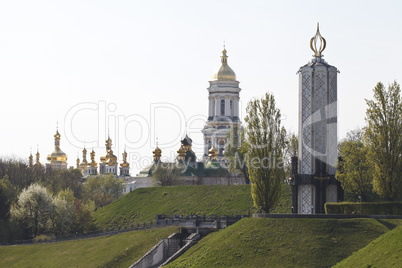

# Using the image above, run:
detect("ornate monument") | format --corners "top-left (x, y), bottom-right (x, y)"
top-left (290, 24), bottom-right (343, 214)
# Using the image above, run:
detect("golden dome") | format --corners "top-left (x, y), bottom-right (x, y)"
top-left (106, 149), bottom-right (118, 166)
top-left (212, 48), bottom-right (236, 81)
top-left (47, 148), bottom-right (67, 162)
top-left (208, 146), bottom-right (218, 161)
top-left (47, 129), bottom-right (67, 163)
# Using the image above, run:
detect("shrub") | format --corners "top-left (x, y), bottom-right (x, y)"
top-left (325, 202), bottom-right (402, 215)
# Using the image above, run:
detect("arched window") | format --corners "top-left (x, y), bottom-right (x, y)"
top-left (221, 99), bottom-right (225, 116)
top-left (218, 140), bottom-right (225, 156)
top-left (230, 100), bottom-right (233, 116)
top-left (207, 140), bottom-right (212, 150)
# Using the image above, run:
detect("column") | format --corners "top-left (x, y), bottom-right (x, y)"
top-left (225, 97), bottom-right (230, 117)
top-left (214, 96), bottom-right (219, 116)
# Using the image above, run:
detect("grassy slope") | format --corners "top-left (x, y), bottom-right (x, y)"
top-left (334, 224), bottom-right (402, 268)
top-left (0, 227), bottom-right (178, 268)
top-left (93, 184), bottom-right (291, 229)
top-left (166, 218), bottom-right (390, 268)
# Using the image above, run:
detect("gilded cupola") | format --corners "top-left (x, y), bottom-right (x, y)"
top-left (47, 128), bottom-right (67, 164)
top-left (152, 143), bottom-right (162, 162)
top-left (212, 47), bottom-right (237, 81)
top-left (120, 149), bottom-right (130, 168)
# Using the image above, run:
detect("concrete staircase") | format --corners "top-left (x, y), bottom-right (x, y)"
top-left (130, 228), bottom-right (208, 268)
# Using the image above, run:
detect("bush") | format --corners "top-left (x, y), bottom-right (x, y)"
top-left (325, 202), bottom-right (402, 215)
top-left (34, 235), bottom-right (52, 242)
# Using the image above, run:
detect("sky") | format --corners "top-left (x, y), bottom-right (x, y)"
top-left (1, 0), bottom-right (401, 175)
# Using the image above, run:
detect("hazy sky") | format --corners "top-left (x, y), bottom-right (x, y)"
top-left (1, 0), bottom-right (401, 175)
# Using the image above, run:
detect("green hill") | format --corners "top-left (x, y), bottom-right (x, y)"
top-left (334, 223), bottom-right (402, 268)
top-left (0, 227), bottom-right (178, 268)
top-left (93, 184), bottom-right (291, 229)
top-left (166, 218), bottom-right (392, 268)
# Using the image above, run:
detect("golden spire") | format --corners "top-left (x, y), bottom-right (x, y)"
top-left (310, 23), bottom-right (326, 57)
top-left (101, 134), bottom-right (113, 163)
top-left (177, 145), bottom-right (186, 161)
top-left (28, 149), bottom-right (33, 167)
top-left (105, 134), bottom-right (112, 151)
top-left (47, 126), bottom-right (67, 165)
top-left (212, 45), bottom-right (237, 81)
top-left (153, 139), bottom-right (162, 162)
top-left (35, 146), bottom-right (41, 166)
top-left (80, 146), bottom-right (88, 170)
top-left (89, 149), bottom-right (98, 167)
top-left (76, 153), bottom-right (80, 169)
top-left (120, 148), bottom-right (130, 167)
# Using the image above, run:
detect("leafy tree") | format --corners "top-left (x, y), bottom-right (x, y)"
top-left (283, 132), bottom-right (298, 179)
top-left (336, 140), bottom-right (372, 201)
top-left (0, 175), bottom-right (16, 220)
top-left (152, 163), bottom-right (183, 186)
top-left (364, 81), bottom-right (402, 201)
top-left (244, 93), bottom-right (287, 213)
top-left (11, 183), bottom-right (53, 237)
top-left (43, 168), bottom-right (83, 198)
top-left (82, 174), bottom-right (124, 208)
top-left (72, 198), bottom-right (96, 233)
top-left (0, 158), bottom-right (43, 192)
top-left (51, 189), bottom-right (75, 236)
top-left (224, 126), bottom-right (250, 184)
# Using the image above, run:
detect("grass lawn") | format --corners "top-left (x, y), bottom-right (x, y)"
top-left (0, 226), bottom-right (178, 268)
top-left (166, 218), bottom-right (391, 268)
top-left (93, 184), bottom-right (291, 229)
top-left (334, 224), bottom-right (402, 267)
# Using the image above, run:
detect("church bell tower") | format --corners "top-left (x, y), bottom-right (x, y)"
top-left (202, 46), bottom-right (242, 163)
top-left (290, 24), bottom-right (343, 214)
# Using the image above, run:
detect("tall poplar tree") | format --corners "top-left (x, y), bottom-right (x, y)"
top-left (224, 126), bottom-right (250, 184)
top-left (364, 81), bottom-right (402, 201)
top-left (244, 93), bottom-right (286, 213)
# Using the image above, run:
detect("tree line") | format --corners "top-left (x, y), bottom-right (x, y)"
top-left (0, 162), bottom-right (124, 242)
top-left (225, 81), bottom-right (402, 212)
top-left (337, 81), bottom-right (402, 202)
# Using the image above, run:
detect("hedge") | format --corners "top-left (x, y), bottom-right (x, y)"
top-left (325, 202), bottom-right (402, 215)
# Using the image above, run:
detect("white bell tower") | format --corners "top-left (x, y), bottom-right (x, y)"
top-left (202, 47), bottom-right (242, 163)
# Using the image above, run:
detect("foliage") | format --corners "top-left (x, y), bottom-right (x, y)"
top-left (0, 175), bottom-right (16, 220)
top-left (72, 198), bottom-right (96, 233)
top-left (325, 201), bottom-right (402, 215)
top-left (152, 162), bottom-right (183, 186)
top-left (0, 158), bottom-right (42, 192)
top-left (11, 183), bottom-right (54, 237)
top-left (43, 168), bottom-right (83, 198)
top-left (336, 140), bottom-right (372, 201)
top-left (283, 132), bottom-right (298, 179)
top-left (244, 93), bottom-right (287, 212)
top-left (334, 225), bottom-right (402, 267)
top-left (82, 174), bottom-right (125, 208)
top-left (364, 81), bottom-right (402, 201)
top-left (51, 189), bottom-right (75, 236)
top-left (0, 227), bottom-right (179, 268)
top-left (166, 218), bottom-right (389, 268)
top-left (0, 219), bottom-right (26, 244)
top-left (224, 126), bottom-right (250, 184)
